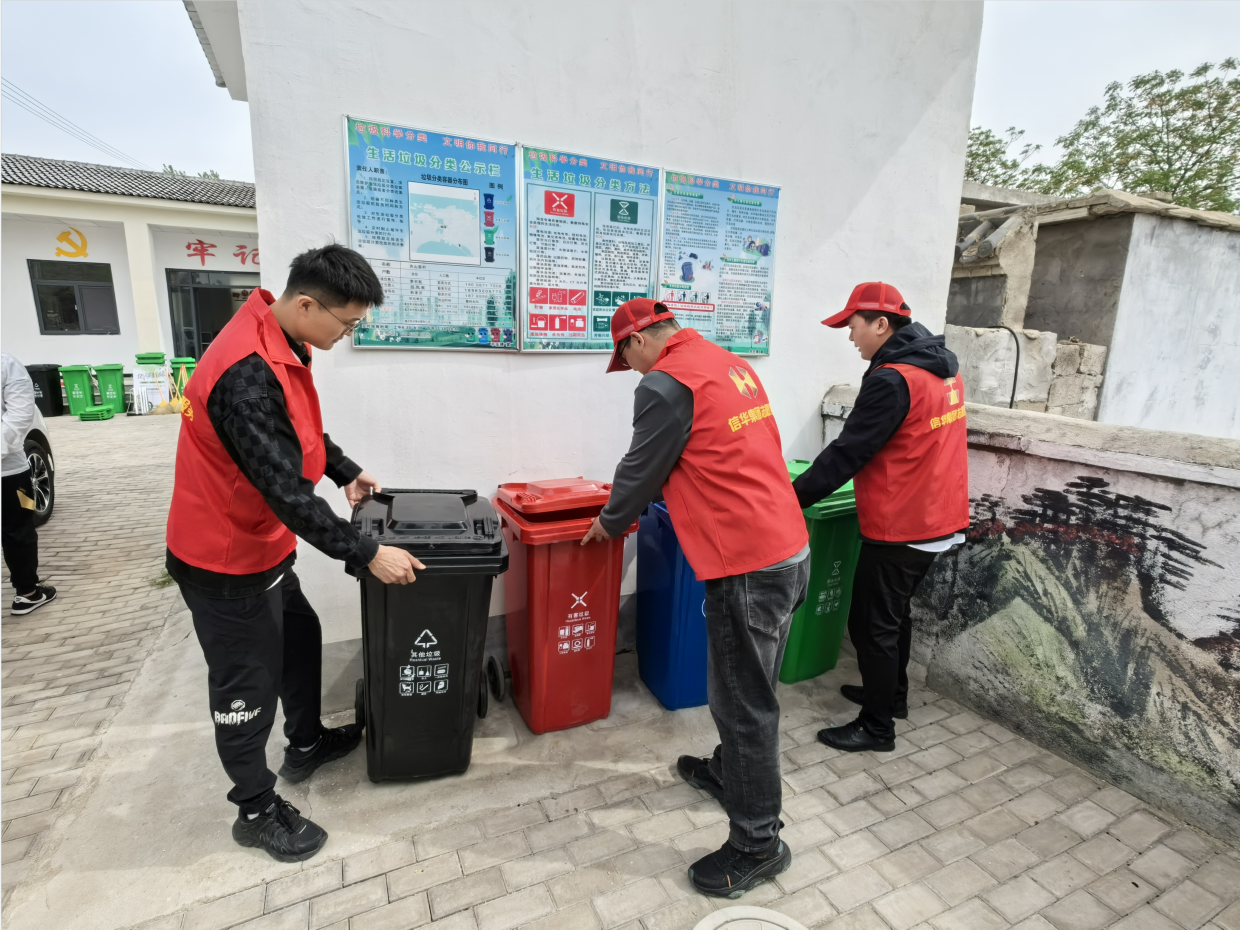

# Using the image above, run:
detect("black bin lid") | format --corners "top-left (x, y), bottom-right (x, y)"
top-left (350, 489), bottom-right (507, 575)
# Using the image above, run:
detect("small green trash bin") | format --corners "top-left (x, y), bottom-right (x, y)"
top-left (779, 460), bottom-right (864, 684)
top-left (170, 357), bottom-right (196, 392)
top-left (94, 364), bottom-right (125, 414)
top-left (59, 365), bottom-right (94, 416)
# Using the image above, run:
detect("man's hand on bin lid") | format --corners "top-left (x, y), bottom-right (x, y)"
top-left (581, 516), bottom-right (613, 546)
top-left (369, 546), bottom-right (424, 584)
top-left (345, 470), bottom-right (382, 507)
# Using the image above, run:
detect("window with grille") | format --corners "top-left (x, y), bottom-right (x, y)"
top-left (27, 260), bottom-right (120, 335)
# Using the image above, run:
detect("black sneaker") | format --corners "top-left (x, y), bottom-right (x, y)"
top-left (232, 796), bottom-right (327, 862)
top-left (677, 755), bottom-right (725, 804)
top-left (12, 585), bottom-right (56, 616)
top-left (688, 839), bottom-right (791, 898)
top-left (278, 724), bottom-right (362, 784)
top-left (840, 683), bottom-right (907, 719)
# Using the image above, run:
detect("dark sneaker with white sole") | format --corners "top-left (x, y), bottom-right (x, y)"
top-left (840, 683), bottom-right (907, 719)
top-left (677, 754), bottom-right (725, 804)
top-left (689, 839), bottom-right (792, 898)
top-left (232, 796), bottom-right (327, 862)
top-left (278, 724), bottom-right (362, 784)
top-left (11, 585), bottom-right (56, 615)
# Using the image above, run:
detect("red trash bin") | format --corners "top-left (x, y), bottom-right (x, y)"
top-left (494, 478), bottom-right (638, 734)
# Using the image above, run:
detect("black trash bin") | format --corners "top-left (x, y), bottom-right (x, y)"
top-left (349, 489), bottom-right (508, 782)
top-left (25, 364), bottom-right (64, 417)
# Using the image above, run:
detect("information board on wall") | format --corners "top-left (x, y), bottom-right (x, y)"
top-left (658, 172), bottom-right (780, 355)
top-left (345, 117), bottom-right (519, 350)
top-left (521, 147), bottom-right (660, 351)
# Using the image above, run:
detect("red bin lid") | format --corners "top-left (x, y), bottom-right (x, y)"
top-left (494, 477), bottom-right (612, 514)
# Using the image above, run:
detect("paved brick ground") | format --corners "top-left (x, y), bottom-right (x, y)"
top-left (4, 415), bottom-right (1238, 930)
top-left (1, 415), bottom-right (183, 907)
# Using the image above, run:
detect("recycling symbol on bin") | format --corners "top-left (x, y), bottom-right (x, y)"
top-left (415, 629), bottom-right (438, 648)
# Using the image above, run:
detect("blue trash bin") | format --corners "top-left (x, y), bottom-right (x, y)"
top-left (636, 503), bottom-right (708, 710)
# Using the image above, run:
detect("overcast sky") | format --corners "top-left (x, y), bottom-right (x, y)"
top-left (2, 1), bottom-right (1238, 184)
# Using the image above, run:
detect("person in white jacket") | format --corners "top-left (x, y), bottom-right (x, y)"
top-left (2, 353), bottom-right (55, 614)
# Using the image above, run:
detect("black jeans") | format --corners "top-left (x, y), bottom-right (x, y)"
top-left (704, 558), bottom-right (809, 853)
top-left (182, 570), bottom-right (324, 813)
top-left (2, 471), bottom-right (39, 594)
top-left (849, 543), bottom-right (939, 740)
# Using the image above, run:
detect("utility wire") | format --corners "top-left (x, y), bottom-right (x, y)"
top-left (1, 78), bottom-right (152, 171)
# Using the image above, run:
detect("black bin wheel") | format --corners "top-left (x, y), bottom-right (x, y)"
top-left (477, 673), bottom-right (489, 719)
top-left (485, 654), bottom-right (508, 703)
top-left (355, 678), bottom-right (365, 731)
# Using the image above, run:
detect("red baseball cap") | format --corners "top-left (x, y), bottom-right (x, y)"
top-left (821, 282), bottom-right (910, 328)
top-left (606, 298), bottom-right (677, 372)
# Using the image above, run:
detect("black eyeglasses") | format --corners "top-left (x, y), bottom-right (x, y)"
top-left (304, 294), bottom-right (362, 335)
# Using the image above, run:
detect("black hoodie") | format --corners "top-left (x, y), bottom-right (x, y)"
top-left (792, 321), bottom-right (959, 512)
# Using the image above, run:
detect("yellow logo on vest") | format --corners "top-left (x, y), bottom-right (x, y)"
top-left (55, 227), bottom-right (88, 258)
top-left (181, 397), bottom-right (194, 421)
top-left (729, 403), bottom-right (773, 432)
top-left (728, 366), bottom-right (759, 399)
top-left (944, 376), bottom-right (960, 406)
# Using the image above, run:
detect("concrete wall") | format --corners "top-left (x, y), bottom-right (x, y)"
top-left (910, 405), bottom-right (1240, 842)
top-left (1, 215), bottom-right (141, 368)
top-left (233, 0), bottom-right (984, 635)
top-left (1097, 213), bottom-right (1240, 440)
top-left (1024, 214), bottom-right (1134, 347)
top-left (944, 324), bottom-right (1057, 410)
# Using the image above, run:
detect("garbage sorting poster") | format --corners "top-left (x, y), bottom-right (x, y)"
top-left (520, 147), bottom-right (660, 351)
top-left (658, 172), bottom-right (780, 355)
top-left (345, 117), bottom-right (519, 350)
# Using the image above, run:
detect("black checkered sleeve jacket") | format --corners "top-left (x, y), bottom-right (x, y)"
top-left (204, 349), bottom-right (380, 571)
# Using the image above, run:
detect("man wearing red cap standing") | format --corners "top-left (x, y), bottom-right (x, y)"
top-left (582, 298), bottom-right (809, 898)
top-left (793, 283), bottom-right (969, 753)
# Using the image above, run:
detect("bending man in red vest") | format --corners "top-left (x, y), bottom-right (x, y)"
top-left (166, 245), bottom-right (422, 862)
top-left (793, 282), bottom-right (969, 753)
top-left (581, 299), bottom-right (809, 898)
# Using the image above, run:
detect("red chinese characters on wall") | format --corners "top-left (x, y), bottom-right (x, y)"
top-left (186, 239), bottom-right (217, 266)
top-left (234, 245), bottom-right (260, 265)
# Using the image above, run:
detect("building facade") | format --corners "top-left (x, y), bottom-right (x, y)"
top-left (1, 154), bottom-right (258, 369)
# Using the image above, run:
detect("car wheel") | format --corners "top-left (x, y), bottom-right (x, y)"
top-left (24, 437), bottom-right (54, 527)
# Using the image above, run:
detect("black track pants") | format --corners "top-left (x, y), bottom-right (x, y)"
top-left (2, 471), bottom-right (39, 594)
top-left (848, 543), bottom-right (939, 741)
top-left (182, 570), bottom-right (324, 813)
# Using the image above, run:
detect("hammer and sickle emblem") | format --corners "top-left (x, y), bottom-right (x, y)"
top-left (728, 366), bottom-right (759, 399)
top-left (55, 227), bottom-right (88, 258)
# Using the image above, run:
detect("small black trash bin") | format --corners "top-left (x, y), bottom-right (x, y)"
top-left (349, 489), bottom-right (508, 782)
top-left (25, 364), bottom-right (64, 417)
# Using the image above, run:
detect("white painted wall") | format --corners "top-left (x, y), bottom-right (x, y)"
top-left (1099, 214), bottom-right (1240, 440)
top-left (1, 216), bottom-right (141, 368)
top-left (150, 226), bottom-right (261, 354)
top-left (235, 0), bottom-right (983, 637)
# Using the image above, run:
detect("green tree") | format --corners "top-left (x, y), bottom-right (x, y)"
top-left (162, 165), bottom-right (222, 180)
top-left (964, 126), bottom-right (1042, 189)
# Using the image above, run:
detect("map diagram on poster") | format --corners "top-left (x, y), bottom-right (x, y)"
top-left (521, 147), bottom-right (660, 351)
top-left (346, 117), bottom-right (518, 350)
top-left (658, 172), bottom-right (780, 356)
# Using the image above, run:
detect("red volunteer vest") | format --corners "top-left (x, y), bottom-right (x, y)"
top-left (166, 289), bottom-right (326, 574)
top-left (853, 364), bottom-right (970, 543)
top-left (650, 329), bottom-right (808, 580)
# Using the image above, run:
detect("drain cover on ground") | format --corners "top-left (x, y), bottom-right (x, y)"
top-left (693, 906), bottom-right (809, 930)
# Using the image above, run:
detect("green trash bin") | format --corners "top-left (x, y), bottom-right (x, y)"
top-left (779, 460), bottom-right (864, 684)
top-left (59, 365), bottom-right (94, 416)
top-left (170, 357), bottom-right (196, 392)
top-left (94, 364), bottom-right (125, 414)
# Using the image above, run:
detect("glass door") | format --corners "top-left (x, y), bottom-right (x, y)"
top-left (166, 270), bottom-right (262, 359)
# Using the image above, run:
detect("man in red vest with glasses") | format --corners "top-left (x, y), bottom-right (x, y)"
top-left (582, 298), bottom-right (809, 898)
top-left (166, 245), bottom-right (422, 862)
top-left (793, 282), bottom-right (969, 753)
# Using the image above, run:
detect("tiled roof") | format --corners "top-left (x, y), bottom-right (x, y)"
top-left (1, 153), bottom-right (255, 208)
